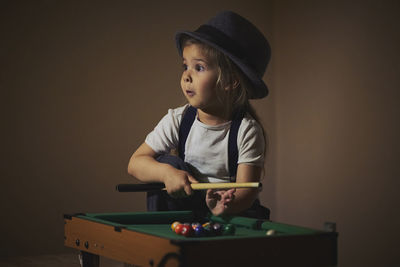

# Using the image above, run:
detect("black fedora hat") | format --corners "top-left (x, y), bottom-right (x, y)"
top-left (175, 11), bottom-right (271, 99)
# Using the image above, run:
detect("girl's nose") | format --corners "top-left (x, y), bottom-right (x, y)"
top-left (183, 73), bottom-right (192, 83)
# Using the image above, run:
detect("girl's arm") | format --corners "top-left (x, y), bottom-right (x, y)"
top-left (127, 143), bottom-right (198, 197)
top-left (206, 163), bottom-right (262, 216)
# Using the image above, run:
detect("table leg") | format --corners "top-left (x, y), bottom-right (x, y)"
top-left (80, 251), bottom-right (100, 267)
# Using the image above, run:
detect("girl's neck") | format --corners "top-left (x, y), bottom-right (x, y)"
top-left (197, 108), bottom-right (231, 126)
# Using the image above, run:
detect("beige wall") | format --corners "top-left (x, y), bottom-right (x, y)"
top-left (273, 1), bottom-right (400, 266)
top-left (1, 1), bottom-right (399, 266)
top-left (1, 0), bottom-right (275, 258)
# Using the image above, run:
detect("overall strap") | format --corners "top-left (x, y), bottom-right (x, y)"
top-left (178, 106), bottom-right (197, 161)
top-left (178, 105), bottom-right (245, 180)
top-left (228, 110), bottom-right (245, 181)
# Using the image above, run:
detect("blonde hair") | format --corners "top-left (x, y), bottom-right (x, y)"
top-left (181, 37), bottom-right (268, 156)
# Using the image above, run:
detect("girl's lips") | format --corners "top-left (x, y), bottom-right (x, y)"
top-left (186, 90), bottom-right (195, 97)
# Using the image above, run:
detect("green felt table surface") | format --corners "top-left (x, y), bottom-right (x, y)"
top-left (77, 210), bottom-right (321, 241)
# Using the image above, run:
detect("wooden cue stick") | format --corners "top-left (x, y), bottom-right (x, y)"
top-left (191, 182), bottom-right (260, 190)
top-left (116, 182), bottom-right (261, 192)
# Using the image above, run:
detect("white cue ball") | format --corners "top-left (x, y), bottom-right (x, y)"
top-left (266, 229), bottom-right (276, 236)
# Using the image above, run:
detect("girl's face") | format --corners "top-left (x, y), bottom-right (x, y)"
top-left (181, 44), bottom-right (220, 113)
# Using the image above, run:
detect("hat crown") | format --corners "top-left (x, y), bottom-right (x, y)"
top-left (205, 11), bottom-right (271, 78)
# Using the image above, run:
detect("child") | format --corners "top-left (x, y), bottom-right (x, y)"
top-left (128, 11), bottom-right (271, 218)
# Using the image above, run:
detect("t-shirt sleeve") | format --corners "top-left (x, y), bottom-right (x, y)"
top-left (145, 106), bottom-right (186, 155)
top-left (237, 117), bottom-right (265, 166)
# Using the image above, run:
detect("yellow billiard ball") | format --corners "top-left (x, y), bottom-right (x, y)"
top-left (202, 222), bottom-right (210, 228)
top-left (171, 221), bottom-right (181, 231)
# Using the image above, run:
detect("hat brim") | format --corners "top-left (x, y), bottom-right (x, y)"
top-left (175, 31), bottom-right (269, 99)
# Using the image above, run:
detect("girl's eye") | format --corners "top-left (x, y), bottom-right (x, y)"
top-left (195, 64), bottom-right (205, 71)
top-left (182, 64), bottom-right (188, 71)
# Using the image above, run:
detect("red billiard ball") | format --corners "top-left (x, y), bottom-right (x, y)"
top-left (175, 223), bottom-right (184, 235)
top-left (180, 225), bottom-right (193, 237)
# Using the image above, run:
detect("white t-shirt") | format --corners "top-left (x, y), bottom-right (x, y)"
top-left (145, 105), bottom-right (265, 183)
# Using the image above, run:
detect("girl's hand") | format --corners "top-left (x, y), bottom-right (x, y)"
top-left (163, 166), bottom-right (198, 198)
top-left (206, 188), bottom-right (236, 216)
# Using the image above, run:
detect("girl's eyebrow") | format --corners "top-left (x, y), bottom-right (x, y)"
top-left (193, 58), bottom-right (207, 62)
top-left (182, 57), bottom-right (207, 63)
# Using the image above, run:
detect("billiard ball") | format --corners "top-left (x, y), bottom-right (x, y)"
top-left (175, 223), bottom-right (184, 234)
top-left (194, 225), bottom-right (205, 237)
top-left (266, 229), bottom-right (276, 236)
top-left (202, 223), bottom-right (212, 236)
top-left (171, 221), bottom-right (180, 231)
top-left (191, 222), bottom-right (201, 230)
top-left (204, 223), bottom-right (220, 236)
top-left (181, 224), bottom-right (193, 237)
top-left (202, 222), bottom-right (210, 228)
top-left (212, 223), bottom-right (222, 236)
top-left (222, 224), bottom-right (236, 235)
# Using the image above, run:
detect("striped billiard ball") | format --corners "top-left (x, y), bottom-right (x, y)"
top-left (181, 224), bottom-right (193, 237)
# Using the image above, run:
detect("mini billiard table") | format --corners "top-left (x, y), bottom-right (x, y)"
top-left (64, 211), bottom-right (337, 267)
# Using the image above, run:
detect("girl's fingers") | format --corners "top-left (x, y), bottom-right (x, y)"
top-left (182, 173), bottom-right (198, 195)
top-left (207, 189), bottom-right (222, 200)
top-left (220, 188), bottom-right (235, 203)
top-left (187, 175), bottom-right (199, 184)
top-left (206, 188), bottom-right (214, 197)
top-left (220, 188), bottom-right (235, 197)
top-left (183, 184), bottom-right (193, 196)
top-left (227, 188), bottom-right (236, 194)
top-left (224, 199), bottom-right (233, 205)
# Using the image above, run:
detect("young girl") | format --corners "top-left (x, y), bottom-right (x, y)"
top-left (128, 11), bottom-right (271, 218)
